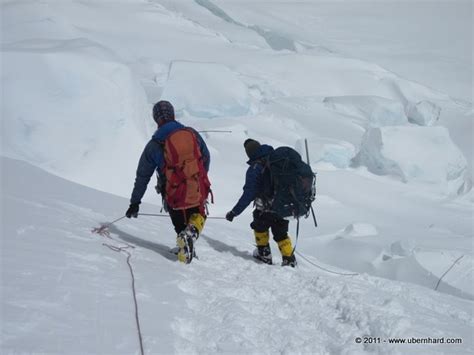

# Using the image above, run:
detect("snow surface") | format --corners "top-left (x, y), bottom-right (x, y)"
top-left (1, 0), bottom-right (473, 354)
top-left (2, 156), bottom-right (472, 354)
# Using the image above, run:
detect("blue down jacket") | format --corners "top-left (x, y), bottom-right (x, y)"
top-left (231, 144), bottom-right (274, 216)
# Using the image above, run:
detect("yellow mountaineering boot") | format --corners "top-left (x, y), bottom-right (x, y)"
top-left (252, 230), bottom-right (272, 265)
top-left (189, 213), bottom-right (205, 235)
top-left (177, 213), bottom-right (206, 264)
top-left (277, 237), bottom-right (297, 267)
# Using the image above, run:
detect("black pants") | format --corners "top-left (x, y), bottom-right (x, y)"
top-left (250, 210), bottom-right (289, 242)
top-left (168, 207), bottom-right (201, 234)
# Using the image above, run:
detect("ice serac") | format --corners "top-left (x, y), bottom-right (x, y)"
top-left (161, 61), bottom-right (250, 118)
top-left (2, 38), bottom-right (148, 195)
top-left (323, 95), bottom-right (408, 127)
top-left (405, 100), bottom-right (441, 126)
top-left (353, 126), bottom-right (468, 194)
top-left (296, 138), bottom-right (356, 169)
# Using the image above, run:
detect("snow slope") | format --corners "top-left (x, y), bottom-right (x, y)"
top-left (2, 157), bottom-right (472, 354)
top-left (1, 0), bottom-right (473, 353)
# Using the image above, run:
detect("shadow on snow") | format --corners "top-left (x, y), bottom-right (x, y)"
top-left (107, 224), bottom-right (176, 262)
top-left (202, 235), bottom-right (255, 262)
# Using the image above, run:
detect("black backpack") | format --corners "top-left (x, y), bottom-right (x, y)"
top-left (263, 147), bottom-right (316, 218)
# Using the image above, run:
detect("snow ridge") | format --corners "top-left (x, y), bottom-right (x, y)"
top-left (195, 0), bottom-right (297, 51)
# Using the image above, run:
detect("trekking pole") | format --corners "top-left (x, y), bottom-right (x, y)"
top-left (310, 206), bottom-right (318, 227)
top-left (305, 138), bottom-right (318, 227)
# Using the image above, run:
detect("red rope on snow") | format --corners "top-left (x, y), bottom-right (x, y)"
top-left (103, 243), bottom-right (145, 355)
top-left (92, 219), bottom-right (143, 354)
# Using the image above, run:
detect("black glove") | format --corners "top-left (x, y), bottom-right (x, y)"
top-left (225, 211), bottom-right (236, 222)
top-left (126, 203), bottom-right (139, 218)
top-left (161, 198), bottom-right (169, 213)
top-left (155, 175), bottom-right (165, 195)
